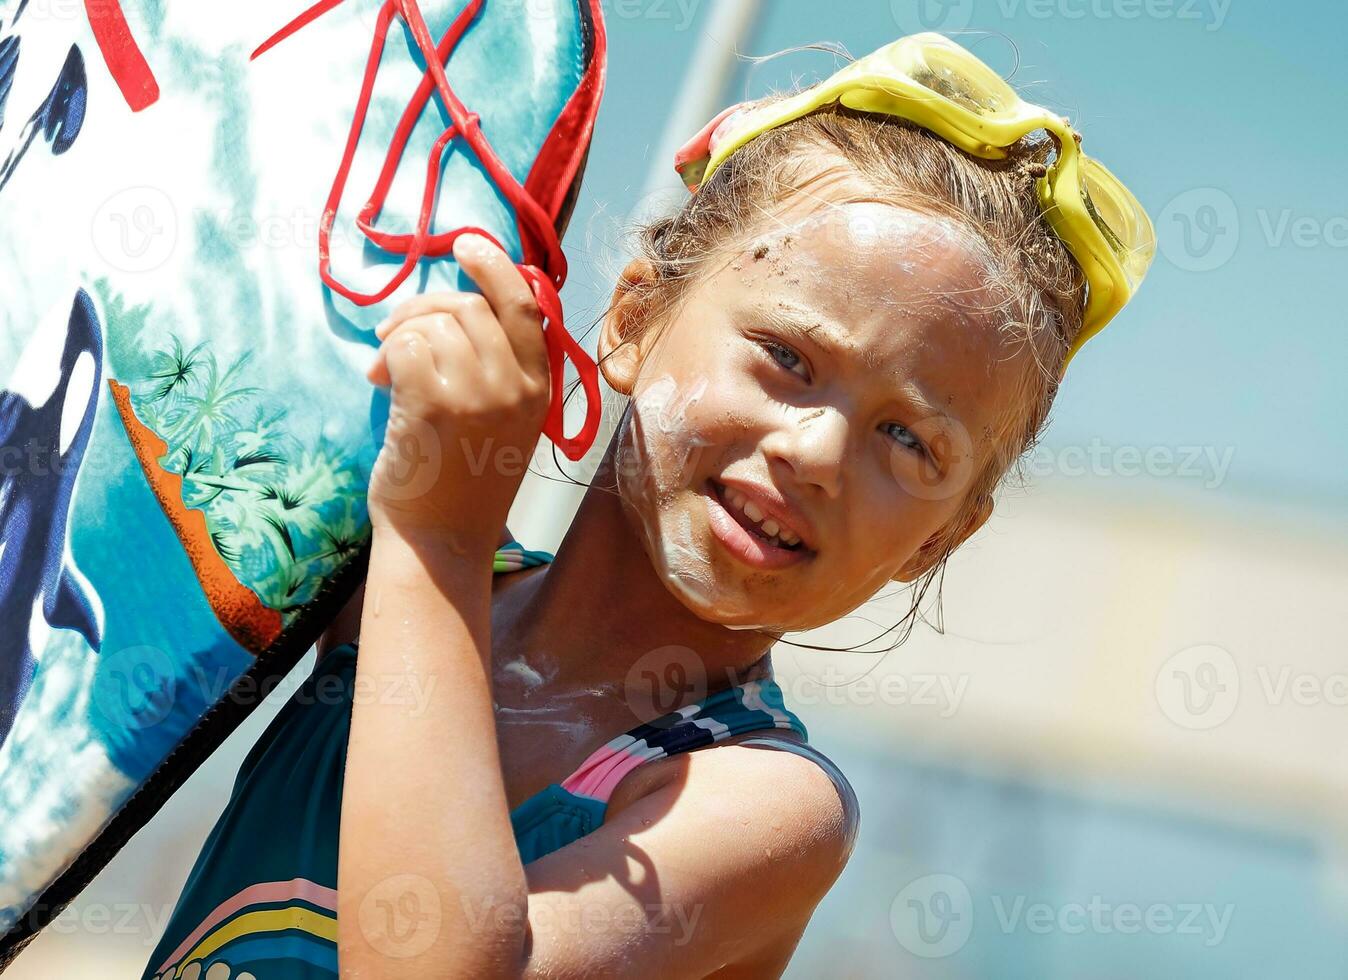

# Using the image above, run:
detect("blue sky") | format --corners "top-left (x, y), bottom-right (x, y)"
top-left (559, 0), bottom-right (1347, 514)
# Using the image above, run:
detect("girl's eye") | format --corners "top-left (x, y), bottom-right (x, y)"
top-left (760, 339), bottom-right (809, 380)
top-left (885, 422), bottom-right (926, 456)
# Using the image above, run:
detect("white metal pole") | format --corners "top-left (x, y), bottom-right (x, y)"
top-left (634, 0), bottom-right (765, 223)
top-left (518, 0), bottom-right (765, 549)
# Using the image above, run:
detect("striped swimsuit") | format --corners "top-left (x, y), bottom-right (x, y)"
top-left (143, 541), bottom-right (828, 980)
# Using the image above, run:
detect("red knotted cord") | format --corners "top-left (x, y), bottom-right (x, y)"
top-left (252, 0), bottom-right (601, 460)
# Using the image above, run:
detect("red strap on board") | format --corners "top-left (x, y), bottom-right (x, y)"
top-left (253, 0), bottom-right (601, 460)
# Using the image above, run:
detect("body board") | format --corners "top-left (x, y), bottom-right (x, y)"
top-left (0, 0), bottom-right (606, 963)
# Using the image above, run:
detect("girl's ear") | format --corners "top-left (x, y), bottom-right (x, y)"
top-left (892, 494), bottom-right (994, 583)
top-left (598, 258), bottom-right (659, 396)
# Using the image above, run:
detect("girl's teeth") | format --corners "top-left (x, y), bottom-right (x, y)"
top-left (720, 483), bottom-right (803, 549)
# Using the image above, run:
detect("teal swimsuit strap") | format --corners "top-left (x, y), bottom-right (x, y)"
top-left (555, 678), bottom-right (808, 805)
top-left (494, 540), bottom-right (555, 573)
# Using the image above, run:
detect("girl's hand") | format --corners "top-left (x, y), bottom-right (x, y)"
top-left (365, 233), bottom-right (551, 552)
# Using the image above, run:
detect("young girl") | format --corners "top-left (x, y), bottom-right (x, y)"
top-left (143, 33), bottom-right (1149, 979)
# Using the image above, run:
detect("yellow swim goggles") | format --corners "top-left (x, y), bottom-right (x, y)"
top-left (674, 32), bottom-right (1155, 369)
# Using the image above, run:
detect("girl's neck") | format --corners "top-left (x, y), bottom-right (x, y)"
top-left (493, 449), bottom-right (777, 712)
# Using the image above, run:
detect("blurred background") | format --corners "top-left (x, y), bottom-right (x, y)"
top-left (14, 0), bottom-right (1347, 976)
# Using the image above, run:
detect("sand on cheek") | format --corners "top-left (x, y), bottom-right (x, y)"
top-left (612, 375), bottom-right (882, 632)
top-left (614, 373), bottom-right (813, 631)
top-left (613, 207), bottom-right (994, 631)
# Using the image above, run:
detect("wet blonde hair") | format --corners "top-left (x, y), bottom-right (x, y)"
top-left (594, 97), bottom-right (1088, 646)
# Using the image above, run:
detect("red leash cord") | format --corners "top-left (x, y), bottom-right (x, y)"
top-left (252, 0), bottom-right (601, 460)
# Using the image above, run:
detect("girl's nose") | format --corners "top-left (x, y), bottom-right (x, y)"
top-left (764, 404), bottom-right (848, 499)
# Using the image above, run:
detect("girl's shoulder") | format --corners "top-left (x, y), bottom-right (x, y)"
top-left (607, 721), bottom-right (861, 864)
top-left (597, 721), bottom-right (861, 932)
top-left (726, 729), bottom-right (861, 848)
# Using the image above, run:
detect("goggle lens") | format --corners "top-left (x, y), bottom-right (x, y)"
top-left (1081, 157), bottom-right (1155, 290)
top-left (898, 38), bottom-right (1016, 115)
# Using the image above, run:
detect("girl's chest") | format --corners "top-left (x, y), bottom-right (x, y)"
top-left (487, 647), bottom-right (679, 814)
top-left (492, 701), bottom-right (683, 822)
top-left (491, 694), bottom-right (610, 812)
top-left (487, 565), bottom-right (597, 809)
top-left (487, 564), bottom-right (674, 816)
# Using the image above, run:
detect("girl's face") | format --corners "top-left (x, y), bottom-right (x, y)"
top-left (605, 199), bottom-right (1027, 633)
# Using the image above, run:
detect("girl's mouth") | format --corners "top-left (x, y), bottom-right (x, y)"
top-left (703, 479), bottom-right (812, 570)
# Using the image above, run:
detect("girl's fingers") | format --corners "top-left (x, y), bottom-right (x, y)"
top-left (402, 312), bottom-right (460, 380)
top-left (380, 315), bottom-right (475, 397)
top-left (371, 308), bottom-right (449, 384)
top-left (374, 238), bottom-right (527, 340)
top-left (441, 291), bottom-right (514, 366)
top-left (377, 291), bottom-right (466, 339)
top-left (451, 233), bottom-right (549, 383)
top-left (368, 233), bottom-right (550, 398)
top-left (381, 328), bottom-right (431, 399)
top-left (374, 268), bottom-right (542, 381)
top-left (366, 346), bottom-right (390, 387)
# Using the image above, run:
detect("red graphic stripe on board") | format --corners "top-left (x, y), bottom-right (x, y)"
top-left (84, 0), bottom-right (160, 111)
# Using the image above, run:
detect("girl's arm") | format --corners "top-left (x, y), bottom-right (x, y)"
top-left (339, 527), bottom-right (527, 977)
top-left (344, 544), bottom-right (853, 977)
top-left (314, 529), bottom-right (511, 664)
top-left (338, 233), bottom-right (552, 977)
top-left (337, 236), bottom-right (855, 978)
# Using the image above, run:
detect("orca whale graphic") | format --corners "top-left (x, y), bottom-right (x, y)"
top-left (0, 4), bottom-right (88, 193)
top-left (0, 289), bottom-right (105, 747)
